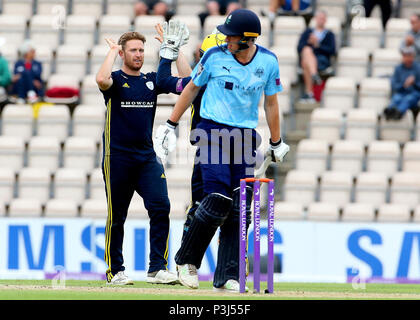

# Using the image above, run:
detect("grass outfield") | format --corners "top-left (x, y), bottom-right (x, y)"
top-left (1, 280), bottom-right (420, 300)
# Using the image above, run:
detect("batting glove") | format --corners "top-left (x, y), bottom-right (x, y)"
top-left (159, 20), bottom-right (188, 60)
top-left (154, 120), bottom-right (178, 161)
top-left (267, 138), bottom-right (289, 163)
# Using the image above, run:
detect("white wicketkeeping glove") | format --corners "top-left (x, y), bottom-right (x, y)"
top-left (267, 138), bottom-right (290, 163)
top-left (160, 20), bottom-right (188, 60)
top-left (180, 22), bottom-right (189, 47)
top-left (154, 121), bottom-right (177, 161)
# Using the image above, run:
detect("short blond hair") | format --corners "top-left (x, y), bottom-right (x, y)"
top-left (118, 32), bottom-right (146, 50)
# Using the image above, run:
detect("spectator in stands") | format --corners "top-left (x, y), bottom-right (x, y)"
top-left (134, 0), bottom-right (169, 17)
top-left (297, 10), bottom-right (336, 103)
top-left (10, 41), bottom-right (43, 104)
top-left (198, 0), bottom-right (242, 26)
top-left (384, 46), bottom-right (420, 120)
top-left (363, 0), bottom-right (392, 29)
top-left (263, 0), bottom-right (312, 23)
top-left (400, 13), bottom-right (420, 63)
top-left (0, 38), bottom-right (11, 103)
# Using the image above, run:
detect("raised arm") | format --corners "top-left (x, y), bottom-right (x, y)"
top-left (96, 38), bottom-right (121, 91)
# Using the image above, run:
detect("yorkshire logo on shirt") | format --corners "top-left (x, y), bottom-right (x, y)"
top-left (254, 67), bottom-right (264, 78)
top-left (146, 81), bottom-right (154, 91)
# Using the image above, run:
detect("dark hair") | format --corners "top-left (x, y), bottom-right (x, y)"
top-left (118, 32), bottom-right (146, 50)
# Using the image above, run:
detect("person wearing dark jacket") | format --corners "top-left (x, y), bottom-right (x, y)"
top-left (384, 46), bottom-right (420, 120)
top-left (297, 10), bottom-right (335, 103)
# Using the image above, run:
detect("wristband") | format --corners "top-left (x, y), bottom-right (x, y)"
top-left (269, 138), bottom-right (282, 147)
top-left (166, 119), bottom-right (179, 128)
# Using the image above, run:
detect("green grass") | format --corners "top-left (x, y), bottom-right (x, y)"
top-left (1, 280), bottom-right (420, 300)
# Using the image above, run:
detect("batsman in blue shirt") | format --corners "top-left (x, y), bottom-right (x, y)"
top-left (154, 9), bottom-right (290, 291)
top-left (96, 22), bottom-right (191, 285)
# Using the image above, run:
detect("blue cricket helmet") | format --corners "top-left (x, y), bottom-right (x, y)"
top-left (216, 9), bottom-right (261, 38)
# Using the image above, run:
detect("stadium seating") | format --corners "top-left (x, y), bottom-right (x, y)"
top-left (36, 105), bottom-right (70, 141)
top-left (377, 203), bottom-right (411, 222)
top-left (37, 0), bottom-right (68, 16)
top-left (72, 0), bottom-right (104, 18)
top-left (283, 170), bottom-right (317, 206)
top-left (358, 78), bottom-right (391, 114)
top-left (0, 136), bottom-right (25, 173)
top-left (29, 15), bottom-right (61, 49)
top-left (402, 141), bottom-right (420, 172)
top-left (0, 168), bottom-right (15, 202)
top-left (55, 44), bottom-right (89, 80)
top-left (271, 47), bottom-right (299, 84)
top-left (63, 136), bottom-right (97, 171)
top-left (2, 0), bottom-right (33, 18)
top-left (341, 203), bottom-right (376, 222)
top-left (44, 74), bottom-right (80, 104)
top-left (336, 48), bottom-right (369, 83)
top-left (344, 109), bottom-right (378, 145)
top-left (107, 0), bottom-right (137, 18)
top-left (316, 0), bottom-right (347, 21)
top-left (1, 104), bottom-right (34, 141)
top-left (17, 167), bottom-right (51, 203)
top-left (273, 16), bottom-right (306, 48)
top-left (330, 140), bottom-right (365, 176)
top-left (27, 136), bottom-right (60, 171)
top-left (8, 198), bottom-right (43, 217)
top-left (72, 104), bottom-right (105, 142)
top-left (274, 202), bottom-right (304, 220)
top-left (44, 199), bottom-right (79, 218)
top-left (80, 199), bottom-right (107, 218)
top-left (309, 108), bottom-right (342, 143)
top-left (89, 168), bottom-right (106, 200)
top-left (64, 15), bottom-right (97, 48)
top-left (322, 77), bottom-right (357, 112)
top-left (0, 15), bottom-right (27, 46)
top-left (99, 15), bottom-right (131, 46)
top-left (349, 17), bottom-right (382, 53)
top-left (80, 74), bottom-right (104, 104)
top-left (385, 18), bottom-right (410, 48)
top-left (371, 48), bottom-right (401, 78)
top-left (306, 202), bottom-right (340, 221)
top-left (35, 45), bottom-right (54, 81)
top-left (400, 0), bottom-right (419, 19)
top-left (54, 168), bottom-right (87, 204)
top-left (319, 171), bottom-right (353, 206)
top-left (366, 140), bottom-right (400, 176)
top-left (389, 172), bottom-right (420, 209)
top-left (379, 110), bottom-right (414, 143)
top-left (295, 139), bottom-right (329, 174)
top-left (354, 172), bottom-right (389, 207)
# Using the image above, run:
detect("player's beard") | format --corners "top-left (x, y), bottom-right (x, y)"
top-left (124, 56), bottom-right (143, 72)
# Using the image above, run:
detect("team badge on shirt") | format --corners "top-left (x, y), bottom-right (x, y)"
top-left (146, 81), bottom-right (154, 91)
top-left (254, 67), bottom-right (264, 78)
top-left (196, 63), bottom-right (204, 76)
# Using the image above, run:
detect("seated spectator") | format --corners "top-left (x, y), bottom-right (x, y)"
top-left (400, 13), bottom-right (420, 63)
top-left (198, 0), bottom-right (242, 26)
top-left (297, 10), bottom-right (336, 103)
top-left (384, 46), bottom-right (420, 120)
top-left (363, 0), bottom-right (392, 29)
top-left (10, 41), bottom-right (43, 104)
top-left (0, 38), bottom-right (11, 103)
top-left (264, 0), bottom-right (312, 23)
top-left (134, 0), bottom-right (169, 17)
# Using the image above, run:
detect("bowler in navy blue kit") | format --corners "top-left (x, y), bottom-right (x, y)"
top-left (96, 31), bottom-right (190, 285)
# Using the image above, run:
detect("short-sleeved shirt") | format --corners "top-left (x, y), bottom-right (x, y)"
top-left (100, 70), bottom-right (168, 159)
top-left (191, 44), bottom-right (282, 129)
